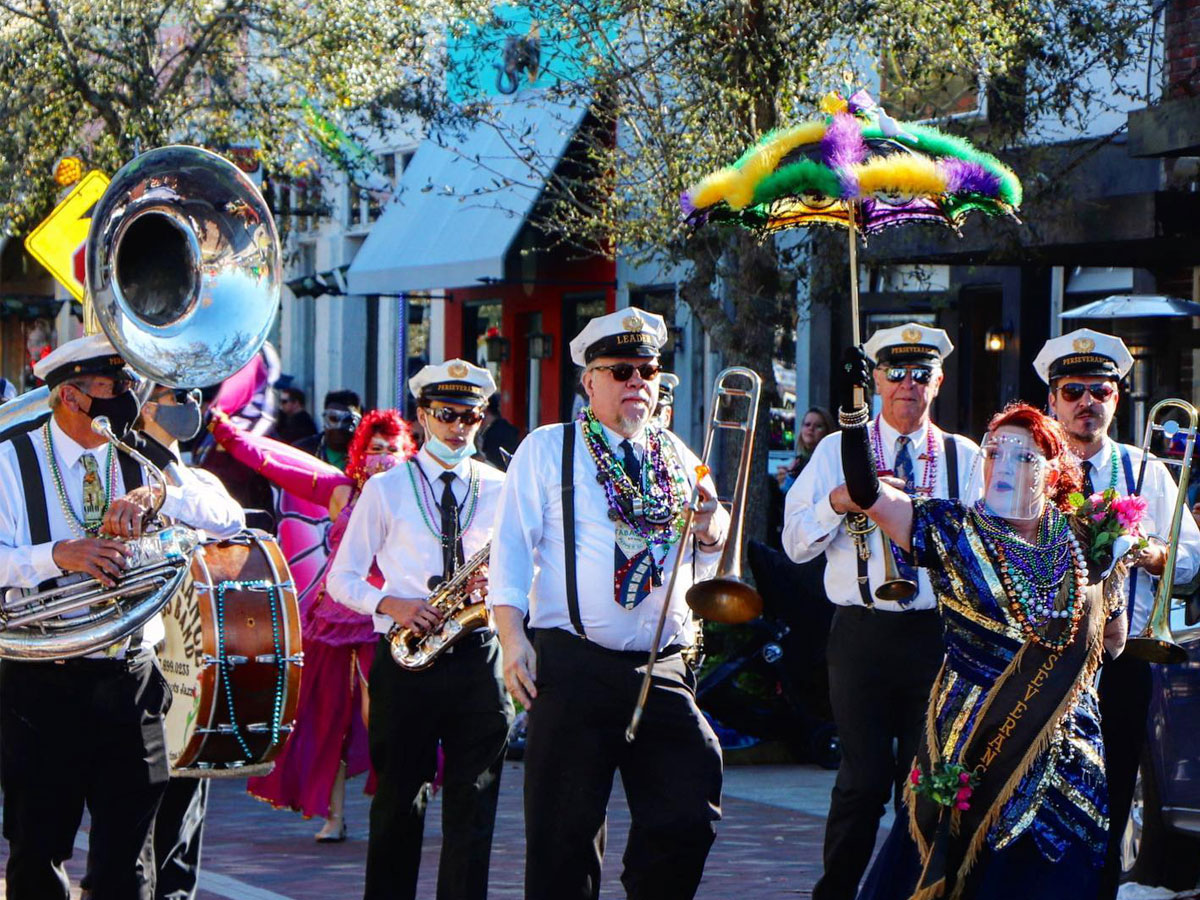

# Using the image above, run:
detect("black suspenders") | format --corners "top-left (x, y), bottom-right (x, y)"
top-left (11, 433), bottom-right (51, 546)
top-left (561, 422), bottom-right (586, 636)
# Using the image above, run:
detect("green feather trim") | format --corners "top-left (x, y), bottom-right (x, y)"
top-left (751, 158), bottom-right (843, 206)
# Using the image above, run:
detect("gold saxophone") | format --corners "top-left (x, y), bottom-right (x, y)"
top-left (387, 542), bottom-right (492, 670)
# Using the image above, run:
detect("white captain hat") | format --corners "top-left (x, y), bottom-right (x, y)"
top-left (1033, 328), bottom-right (1133, 384)
top-left (863, 322), bottom-right (954, 367)
top-left (569, 307), bottom-right (669, 367)
top-left (408, 358), bottom-right (496, 405)
top-left (33, 334), bottom-right (130, 388)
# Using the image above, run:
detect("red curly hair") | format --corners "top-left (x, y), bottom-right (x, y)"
top-left (986, 402), bottom-right (1083, 510)
top-left (346, 409), bottom-right (415, 485)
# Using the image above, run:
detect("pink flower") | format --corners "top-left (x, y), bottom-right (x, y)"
top-left (1091, 512), bottom-right (1108, 523)
top-left (1112, 495), bottom-right (1148, 530)
top-left (956, 801), bottom-right (971, 811)
top-left (1087, 492), bottom-right (1106, 507)
top-left (910, 767), bottom-right (922, 785)
top-left (956, 786), bottom-right (973, 802)
top-left (958, 771), bottom-right (972, 784)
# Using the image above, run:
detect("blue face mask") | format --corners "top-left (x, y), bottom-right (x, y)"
top-left (425, 434), bottom-right (476, 466)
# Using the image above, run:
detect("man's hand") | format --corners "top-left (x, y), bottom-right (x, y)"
top-left (378, 596), bottom-right (443, 634)
top-left (465, 568), bottom-right (488, 600)
top-left (691, 483), bottom-right (727, 548)
top-left (1133, 538), bottom-right (1169, 577)
top-left (52, 538), bottom-right (131, 588)
top-left (493, 605), bottom-right (537, 708)
top-left (829, 484), bottom-right (863, 515)
top-left (102, 486), bottom-right (160, 539)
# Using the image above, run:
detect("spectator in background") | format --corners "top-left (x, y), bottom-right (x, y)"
top-left (477, 394), bottom-right (520, 470)
top-left (297, 390), bottom-right (362, 472)
top-left (270, 384), bottom-right (319, 446)
top-left (779, 406), bottom-right (835, 492)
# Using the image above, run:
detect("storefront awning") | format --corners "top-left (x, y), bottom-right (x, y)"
top-left (347, 94), bottom-right (588, 295)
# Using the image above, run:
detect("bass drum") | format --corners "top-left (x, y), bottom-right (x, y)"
top-left (159, 530), bottom-right (302, 776)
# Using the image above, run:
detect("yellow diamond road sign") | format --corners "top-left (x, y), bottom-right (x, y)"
top-left (24, 170), bottom-right (110, 303)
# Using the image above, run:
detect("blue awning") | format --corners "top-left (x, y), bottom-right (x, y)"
top-left (347, 93), bottom-right (587, 295)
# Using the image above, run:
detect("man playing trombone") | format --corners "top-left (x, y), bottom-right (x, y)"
top-left (488, 307), bottom-right (728, 900)
top-left (1034, 329), bottom-right (1200, 900)
top-left (781, 323), bottom-right (979, 900)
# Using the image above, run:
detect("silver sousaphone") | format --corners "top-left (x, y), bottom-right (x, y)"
top-left (0, 146), bottom-right (281, 659)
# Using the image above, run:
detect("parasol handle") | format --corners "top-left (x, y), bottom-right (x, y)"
top-left (847, 203), bottom-right (865, 407)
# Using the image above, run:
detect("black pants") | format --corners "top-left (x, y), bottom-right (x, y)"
top-left (814, 606), bottom-right (944, 900)
top-left (1096, 652), bottom-right (1153, 900)
top-left (152, 777), bottom-right (209, 900)
top-left (364, 632), bottom-right (512, 900)
top-left (523, 628), bottom-right (723, 900)
top-left (0, 654), bottom-right (171, 900)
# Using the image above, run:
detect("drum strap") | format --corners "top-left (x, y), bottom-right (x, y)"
top-left (562, 422), bottom-right (585, 637)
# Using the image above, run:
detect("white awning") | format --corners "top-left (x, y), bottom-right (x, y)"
top-left (347, 93), bottom-right (587, 295)
top-left (1061, 294), bottom-right (1200, 319)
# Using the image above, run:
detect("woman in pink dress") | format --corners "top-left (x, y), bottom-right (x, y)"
top-left (208, 408), bottom-right (415, 841)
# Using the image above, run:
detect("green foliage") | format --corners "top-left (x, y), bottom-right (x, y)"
top-left (0, 0), bottom-right (448, 233)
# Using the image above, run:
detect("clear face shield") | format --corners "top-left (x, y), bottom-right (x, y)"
top-left (966, 431), bottom-right (1049, 521)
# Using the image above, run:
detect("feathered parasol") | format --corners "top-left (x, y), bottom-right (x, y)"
top-left (681, 89), bottom-right (1022, 342)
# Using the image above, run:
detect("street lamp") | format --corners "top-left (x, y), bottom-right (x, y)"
top-left (528, 332), bottom-right (553, 360)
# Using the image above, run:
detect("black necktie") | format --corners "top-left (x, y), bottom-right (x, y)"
top-left (620, 439), bottom-right (642, 486)
top-left (1083, 461), bottom-right (1096, 497)
top-left (439, 472), bottom-right (460, 579)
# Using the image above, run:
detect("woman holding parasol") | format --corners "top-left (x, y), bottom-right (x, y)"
top-left (833, 347), bottom-right (1132, 900)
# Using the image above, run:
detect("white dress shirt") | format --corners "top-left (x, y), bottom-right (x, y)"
top-left (327, 447), bottom-right (504, 635)
top-left (488, 420), bottom-right (720, 652)
top-left (1082, 437), bottom-right (1200, 635)
top-left (0, 416), bottom-right (246, 652)
top-left (782, 418), bottom-right (980, 611)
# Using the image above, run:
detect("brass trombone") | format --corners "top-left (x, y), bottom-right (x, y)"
top-left (1124, 399), bottom-right (1198, 665)
top-left (625, 367), bottom-right (764, 743)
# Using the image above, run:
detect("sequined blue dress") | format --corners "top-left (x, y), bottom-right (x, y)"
top-left (857, 498), bottom-right (1111, 900)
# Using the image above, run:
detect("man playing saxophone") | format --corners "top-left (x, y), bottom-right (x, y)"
top-left (0, 334), bottom-right (244, 900)
top-left (326, 359), bottom-right (511, 900)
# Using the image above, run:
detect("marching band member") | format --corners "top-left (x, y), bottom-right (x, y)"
top-left (782, 324), bottom-right (978, 900)
top-left (1033, 329), bottom-right (1200, 900)
top-left (0, 335), bottom-right (243, 900)
top-left (326, 360), bottom-right (511, 900)
top-left (488, 307), bottom-right (729, 900)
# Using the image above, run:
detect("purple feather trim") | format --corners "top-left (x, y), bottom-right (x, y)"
top-left (940, 158), bottom-right (1001, 197)
top-left (822, 113), bottom-right (866, 198)
top-left (679, 190), bottom-right (696, 217)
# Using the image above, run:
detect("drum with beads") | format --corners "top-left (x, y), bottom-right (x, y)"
top-left (159, 529), bottom-right (303, 776)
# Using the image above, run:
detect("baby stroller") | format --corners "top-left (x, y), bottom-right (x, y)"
top-left (695, 539), bottom-right (840, 768)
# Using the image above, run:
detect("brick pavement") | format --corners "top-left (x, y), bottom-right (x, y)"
top-left (0, 762), bottom-right (833, 899)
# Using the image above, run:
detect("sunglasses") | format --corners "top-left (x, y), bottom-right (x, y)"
top-left (152, 387), bottom-right (199, 405)
top-left (322, 409), bottom-right (362, 430)
top-left (879, 366), bottom-right (935, 385)
top-left (590, 362), bottom-right (662, 382)
top-left (424, 405), bottom-right (485, 426)
top-left (1058, 382), bottom-right (1117, 403)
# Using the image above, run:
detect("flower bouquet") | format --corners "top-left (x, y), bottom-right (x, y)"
top-left (1067, 489), bottom-right (1149, 577)
top-left (910, 762), bottom-right (980, 811)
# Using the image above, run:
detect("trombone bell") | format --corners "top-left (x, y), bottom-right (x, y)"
top-left (683, 367), bottom-right (764, 626)
top-left (685, 577), bottom-right (761, 625)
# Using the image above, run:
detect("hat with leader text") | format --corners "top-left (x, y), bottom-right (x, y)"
top-left (1033, 328), bottom-right (1133, 384)
top-left (33, 334), bottom-right (128, 388)
top-left (569, 307), bottom-right (668, 367)
top-left (408, 358), bottom-right (496, 405)
top-left (863, 323), bottom-right (954, 367)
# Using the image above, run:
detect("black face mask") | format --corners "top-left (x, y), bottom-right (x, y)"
top-left (84, 390), bottom-right (142, 439)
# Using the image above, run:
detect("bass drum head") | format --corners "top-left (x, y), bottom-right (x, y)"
top-left (160, 562), bottom-right (216, 771)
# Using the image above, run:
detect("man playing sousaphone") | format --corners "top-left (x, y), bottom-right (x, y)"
top-left (834, 342), bottom-right (1131, 899)
top-left (0, 335), bottom-right (243, 900)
